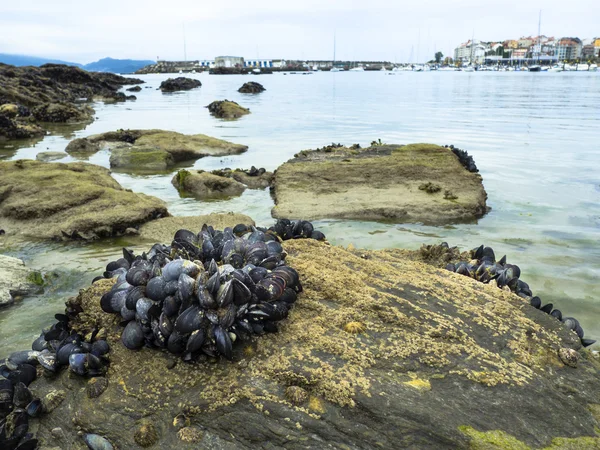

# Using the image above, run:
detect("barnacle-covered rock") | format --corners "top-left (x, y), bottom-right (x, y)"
top-left (134, 420), bottom-right (159, 447)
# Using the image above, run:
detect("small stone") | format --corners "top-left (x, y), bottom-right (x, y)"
top-left (177, 426), bottom-right (204, 443)
top-left (343, 321), bottom-right (366, 334)
top-left (166, 360), bottom-right (177, 370)
top-left (51, 427), bottom-right (64, 439)
top-left (134, 420), bottom-right (159, 447)
top-left (86, 377), bottom-right (109, 398)
top-left (42, 389), bottom-right (66, 412)
top-left (285, 386), bottom-right (308, 405)
top-left (558, 348), bottom-right (579, 368)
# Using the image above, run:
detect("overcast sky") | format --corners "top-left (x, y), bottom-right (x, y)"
top-left (0, 1), bottom-right (596, 63)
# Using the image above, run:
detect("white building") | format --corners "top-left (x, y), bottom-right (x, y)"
top-left (244, 59), bottom-right (274, 68)
top-left (454, 40), bottom-right (486, 64)
top-left (215, 56), bottom-right (244, 68)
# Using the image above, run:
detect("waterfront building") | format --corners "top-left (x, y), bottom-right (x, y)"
top-left (215, 56), bottom-right (244, 68)
top-left (453, 40), bottom-right (486, 64)
top-left (556, 37), bottom-right (582, 60)
top-left (198, 60), bottom-right (215, 68)
top-left (244, 59), bottom-right (276, 68)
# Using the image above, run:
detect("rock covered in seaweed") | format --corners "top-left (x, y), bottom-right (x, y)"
top-left (210, 166), bottom-right (274, 189)
top-left (159, 77), bottom-right (201, 92)
top-left (0, 255), bottom-right (44, 308)
top-left (271, 143), bottom-right (488, 224)
top-left (238, 82), bottom-right (265, 93)
top-left (172, 170), bottom-right (247, 199)
top-left (26, 238), bottom-right (600, 449)
top-left (206, 100), bottom-right (250, 119)
top-left (0, 160), bottom-right (168, 240)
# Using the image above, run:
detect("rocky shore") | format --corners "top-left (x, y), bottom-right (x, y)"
top-left (0, 63), bottom-right (142, 140)
top-left (272, 143), bottom-right (488, 223)
top-left (207, 100), bottom-right (250, 119)
top-left (159, 77), bottom-right (202, 92)
top-left (21, 236), bottom-right (600, 449)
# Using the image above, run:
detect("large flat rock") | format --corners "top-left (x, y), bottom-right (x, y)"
top-left (0, 254), bottom-right (43, 307)
top-left (83, 129), bottom-right (248, 167)
top-left (0, 160), bottom-right (168, 240)
top-left (272, 143), bottom-right (488, 224)
top-left (30, 239), bottom-right (600, 449)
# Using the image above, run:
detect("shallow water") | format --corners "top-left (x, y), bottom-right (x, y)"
top-left (1, 70), bottom-right (599, 356)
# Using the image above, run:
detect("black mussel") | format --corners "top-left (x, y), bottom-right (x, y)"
top-left (164, 280), bottom-right (179, 296)
top-left (125, 286), bottom-right (145, 310)
top-left (206, 271), bottom-right (220, 296)
top-left (83, 433), bottom-right (114, 450)
top-left (216, 281), bottom-right (233, 308)
top-left (32, 335), bottom-right (48, 353)
top-left (145, 277), bottom-right (167, 302)
top-left (249, 267), bottom-right (268, 284)
top-left (186, 329), bottom-right (205, 354)
top-left (201, 239), bottom-right (215, 260)
top-left (174, 306), bottom-right (203, 334)
top-left (472, 244), bottom-right (484, 259)
top-left (178, 274), bottom-right (195, 303)
top-left (122, 321), bottom-right (144, 350)
top-left (562, 317), bottom-right (579, 332)
top-left (25, 398), bottom-right (43, 417)
top-left (57, 343), bottom-right (82, 366)
top-left (246, 228), bottom-right (266, 244)
top-left (550, 309), bottom-right (562, 321)
top-left (505, 264), bottom-right (521, 279)
top-left (233, 224), bottom-right (248, 236)
top-left (136, 298), bottom-right (154, 322)
top-left (265, 240), bottom-right (283, 257)
top-left (92, 276), bottom-right (104, 284)
top-left (123, 248), bottom-right (136, 265)
top-left (574, 324), bottom-right (585, 339)
top-left (7, 351), bottom-right (40, 370)
top-left (68, 353), bottom-right (88, 376)
top-left (207, 259), bottom-right (219, 277)
top-left (273, 266), bottom-right (299, 288)
top-left (197, 286), bottom-right (217, 310)
top-left (162, 259), bottom-right (200, 282)
top-left (173, 229), bottom-right (198, 246)
top-left (540, 303), bottom-right (553, 314)
top-left (481, 246), bottom-right (495, 263)
top-left (293, 220), bottom-right (313, 238)
top-left (279, 288), bottom-right (297, 304)
top-left (163, 295), bottom-right (181, 317)
top-left (14, 437), bottom-right (39, 450)
top-left (515, 280), bottom-right (532, 297)
top-left (158, 312), bottom-right (174, 338)
top-left (581, 338), bottom-right (596, 347)
top-left (213, 326), bottom-right (233, 360)
top-left (91, 340), bottom-right (110, 357)
top-left (229, 253), bottom-right (244, 269)
top-left (120, 305), bottom-right (136, 321)
top-left (498, 255), bottom-right (507, 266)
top-left (206, 310), bottom-right (219, 325)
top-left (37, 351), bottom-right (57, 372)
top-left (309, 230), bottom-right (326, 241)
top-left (455, 262), bottom-right (473, 277)
top-left (445, 263), bottom-right (456, 272)
top-left (263, 321), bottom-right (279, 333)
top-left (106, 258), bottom-right (130, 273)
top-left (8, 364), bottom-right (36, 387)
top-left (167, 331), bottom-right (187, 355)
top-left (0, 378), bottom-right (14, 415)
top-left (219, 304), bottom-right (237, 329)
top-left (258, 255), bottom-right (280, 270)
top-left (126, 267), bottom-right (150, 287)
top-left (12, 382), bottom-right (32, 408)
top-left (529, 296), bottom-right (542, 309)
top-left (231, 278), bottom-right (252, 305)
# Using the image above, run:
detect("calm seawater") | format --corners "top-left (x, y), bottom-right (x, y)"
top-left (1, 70), bottom-right (599, 356)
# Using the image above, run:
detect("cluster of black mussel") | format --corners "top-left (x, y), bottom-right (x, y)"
top-left (444, 144), bottom-right (479, 173)
top-left (0, 315), bottom-right (110, 450)
top-left (446, 244), bottom-right (595, 347)
top-left (97, 219), bottom-right (325, 361)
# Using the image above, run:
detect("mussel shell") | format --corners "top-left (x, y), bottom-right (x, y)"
top-left (37, 351), bottom-right (57, 372)
top-left (162, 295), bottom-right (180, 317)
top-left (186, 329), bottom-right (205, 353)
top-left (164, 280), bottom-right (179, 296)
top-left (120, 304), bottom-right (136, 321)
top-left (83, 433), bottom-right (114, 450)
top-left (529, 296), bottom-right (542, 309)
top-left (145, 277), bottom-right (167, 302)
top-left (550, 309), bottom-right (562, 321)
top-left (249, 267), bottom-right (268, 283)
top-left (12, 382), bottom-right (32, 408)
top-left (219, 303), bottom-right (237, 329)
top-left (126, 267), bottom-right (151, 287)
top-left (540, 303), bottom-right (553, 314)
top-left (91, 340), bottom-right (110, 357)
top-left (57, 343), bottom-right (82, 366)
top-left (233, 223), bottom-right (248, 236)
top-left (178, 274), bottom-right (195, 302)
top-left (158, 312), bottom-right (174, 338)
top-left (167, 331), bottom-right (187, 354)
top-left (174, 306), bottom-right (203, 334)
top-left (7, 364), bottom-right (37, 387)
top-left (217, 281), bottom-right (234, 308)
top-left (272, 266), bottom-right (299, 287)
top-left (162, 259), bottom-right (200, 282)
top-left (121, 321), bottom-right (144, 350)
top-left (581, 338), bottom-right (596, 347)
top-left (231, 278), bottom-right (252, 305)
top-left (279, 288), bottom-right (297, 304)
top-left (125, 286), bottom-right (146, 310)
top-left (309, 230), bottom-right (326, 241)
top-left (68, 353), bottom-right (88, 376)
top-left (25, 398), bottom-right (43, 417)
top-left (136, 298), bottom-right (154, 322)
top-left (206, 271), bottom-right (221, 296)
top-left (213, 325), bottom-right (233, 360)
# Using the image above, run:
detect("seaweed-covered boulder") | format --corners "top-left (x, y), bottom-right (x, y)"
top-left (238, 81), bottom-right (265, 93)
top-left (86, 129), bottom-right (247, 164)
top-left (36, 151), bottom-right (67, 162)
top-left (0, 255), bottom-right (43, 307)
top-left (272, 143), bottom-right (488, 224)
top-left (65, 138), bottom-right (101, 155)
top-left (0, 160), bottom-right (168, 240)
top-left (206, 100), bottom-right (250, 119)
top-left (32, 102), bottom-right (93, 123)
top-left (0, 113), bottom-right (45, 140)
top-left (29, 239), bottom-right (600, 448)
top-left (171, 169), bottom-right (246, 199)
top-left (126, 86), bottom-right (142, 92)
top-left (109, 146), bottom-right (174, 171)
top-left (210, 167), bottom-right (273, 189)
top-left (159, 77), bottom-right (202, 92)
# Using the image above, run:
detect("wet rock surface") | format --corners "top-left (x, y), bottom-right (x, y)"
top-left (35, 151), bottom-right (67, 162)
top-left (159, 77), bottom-right (202, 92)
top-left (0, 160), bottom-right (168, 240)
top-left (28, 239), bottom-right (600, 449)
top-left (207, 100), bottom-right (250, 119)
top-left (172, 169), bottom-right (247, 199)
top-left (238, 82), bottom-right (266, 93)
top-left (0, 254), bottom-right (43, 307)
top-left (272, 143), bottom-right (488, 224)
top-left (210, 167), bottom-right (274, 189)
top-left (0, 63), bottom-right (142, 139)
top-left (83, 129), bottom-right (248, 167)
top-left (65, 137), bottom-right (101, 155)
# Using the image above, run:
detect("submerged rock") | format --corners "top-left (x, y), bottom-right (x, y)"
top-left (238, 81), bottom-right (266, 93)
top-left (29, 239), bottom-right (600, 448)
top-left (0, 255), bottom-right (44, 307)
top-left (171, 169), bottom-right (247, 199)
top-left (272, 143), bottom-right (488, 223)
top-left (0, 160), bottom-right (168, 240)
top-left (159, 77), bottom-right (201, 92)
top-left (126, 86), bottom-right (142, 92)
top-left (206, 100), bottom-right (250, 119)
top-left (36, 151), bottom-right (68, 162)
top-left (84, 129), bottom-right (247, 168)
top-left (65, 137), bottom-right (101, 155)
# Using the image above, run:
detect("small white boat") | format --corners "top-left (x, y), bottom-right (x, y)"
top-left (330, 67), bottom-right (344, 72)
top-left (252, 68), bottom-right (261, 74)
top-left (178, 70), bottom-right (183, 74)
top-left (463, 66), bottom-right (475, 72)
top-left (548, 64), bottom-right (563, 72)
top-left (576, 63), bottom-right (589, 71)
top-left (589, 64), bottom-right (598, 72)
top-left (349, 66), bottom-right (364, 72)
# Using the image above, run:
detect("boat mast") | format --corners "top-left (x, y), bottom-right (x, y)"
top-left (333, 31), bottom-right (336, 67)
top-left (183, 23), bottom-right (187, 62)
top-left (537, 10), bottom-right (541, 63)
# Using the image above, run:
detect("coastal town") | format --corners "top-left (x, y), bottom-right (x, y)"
top-left (134, 35), bottom-right (600, 75)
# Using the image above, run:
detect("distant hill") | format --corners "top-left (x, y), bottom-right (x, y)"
top-left (0, 54), bottom-right (155, 74)
top-left (83, 57), bottom-right (156, 74)
top-left (0, 53), bottom-right (81, 67)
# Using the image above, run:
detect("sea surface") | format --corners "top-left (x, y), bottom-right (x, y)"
top-left (1, 70), bottom-right (599, 356)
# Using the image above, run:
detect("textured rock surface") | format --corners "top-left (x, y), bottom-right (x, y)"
top-left (172, 170), bottom-right (247, 199)
top-left (238, 82), bottom-right (266, 93)
top-left (0, 254), bottom-right (43, 307)
top-left (159, 77), bottom-right (202, 92)
top-left (29, 239), bottom-right (600, 449)
top-left (0, 160), bottom-right (168, 240)
top-left (137, 213), bottom-right (255, 243)
top-left (35, 151), bottom-right (67, 162)
top-left (207, 100), bottom-right (250, 119)
top-left (65, 137), bottom-right (101, 155)
top-left (272, 143), bottom-right (488, 224)
top-left (85, 129), bottom-right (248, 165)
top-left (109, 146), bottom-right (174, 171)
top-left (210, 168), bottom-right (274, 189)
